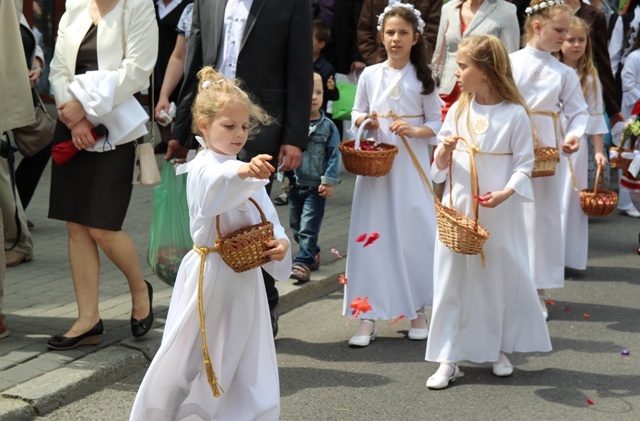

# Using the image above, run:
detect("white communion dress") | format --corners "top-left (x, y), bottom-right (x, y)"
top-left (426, 99), bottom-right (552, 363)
top-left (130, 145), bottom-right (291, 421)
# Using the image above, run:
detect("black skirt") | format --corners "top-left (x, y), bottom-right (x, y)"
top-left (48, 119), bottom-right (135, 231)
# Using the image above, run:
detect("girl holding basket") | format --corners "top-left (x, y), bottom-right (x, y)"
top-left (344, 2), bottom-right (442, 347)
top-left (425, 35), bottom-right (551, 390)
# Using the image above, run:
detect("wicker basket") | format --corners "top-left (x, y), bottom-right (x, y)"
top-left (215, 198), bottom-right (274, 273)
top-left (435, 136), bottom-right (490, 255)
top-left (579, 165), bottom-right (618, 217)
top-left (436, 202), bottom-right (490, 255)
top-left (532, 130), bottom-right (560, 177)
top-left (339, 118), bottom-right (398, 177)
top-left (609, 147), bottom-right (634, 171)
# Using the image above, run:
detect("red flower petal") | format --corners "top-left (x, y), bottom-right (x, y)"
top-left (583, 313), bottom-right (590, 319)
top-left (386, 315), bottom-right (405, 326)
top-left (338, 274), bottom-right (348, 285)
top-left (349, 296), bottom-right (372, 317)
top-left (546, 300), bottom-right (556, 306)
top-left (563, 307), bottom-right (572, 312)
top-left (587, 399), bottom-right (595, 405)
top-left (363, 232), bottom-right (380, 247)
top-left (355, 233), bottom-right (367, 243)
top-left (331, 248), bottom-right (343, 258)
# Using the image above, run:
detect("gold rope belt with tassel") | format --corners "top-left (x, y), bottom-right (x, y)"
top-left (530, 110), bottom-right (578, 191)
top-left (193, 245), bottom-right (224, 398)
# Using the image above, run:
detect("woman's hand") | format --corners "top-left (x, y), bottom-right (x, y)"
top-left (561, 136), bottom-right (580, 154)
top-left (262, 238), bottom-right (289, 262)
top-left (318, 184), bottom-right (333, 198)
top-left (476, 188), bottom-right (514, 208)
top-left (70, 119), bottom-right (97, 150)
top-left (238, 154), bottom-right (275, 179)
top-left (57, 101), bottom-right (87, 129)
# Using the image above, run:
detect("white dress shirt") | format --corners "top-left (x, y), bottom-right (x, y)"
top-left (216, 0), bottom-right (253, 79)
top-left (156, 0), bottom-right (183, 20)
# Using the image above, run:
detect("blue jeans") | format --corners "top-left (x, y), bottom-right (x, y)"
top-left (289, 185), bottom-right (326, 267)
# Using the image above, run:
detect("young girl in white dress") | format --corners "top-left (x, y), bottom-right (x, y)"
top-left (130, 67), bottom-right (291, 421)
top-left (425, 35), bottom-right (551, 390)
top-left (556, 17), bottom-right (608, 271)
top-left (510, 0), bottom-right (588, 319)
top-left (344, 2), bottom-right (442, 347)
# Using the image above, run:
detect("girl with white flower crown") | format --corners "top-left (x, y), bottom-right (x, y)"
top-left (131, 66), bottom-right (291, 420)
top-left (425, 34), bottom-right (551, 390)
top-left (344, 2), bottom-right (442, 347)
top-left (510, 0), bottom-right (589, 320)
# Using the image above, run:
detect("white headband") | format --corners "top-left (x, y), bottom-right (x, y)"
top-left (525, 0), bottom-right (565, 16)
top-left (377, 1), bottom-right (425, 35)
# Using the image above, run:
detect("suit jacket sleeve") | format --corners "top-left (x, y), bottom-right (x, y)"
top-left (422, 0), bottom-right (442, 63)
top-left (283, 0), bottom-right (313, 150)
top-left (588, 8), bottom-right (620, 116)
top-left (357, 0), bottom-right (378, 66)
top-left (172, 0), bottom-right (204, 145)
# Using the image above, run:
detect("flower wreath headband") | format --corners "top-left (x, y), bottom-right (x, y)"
top-left (377, 1), bottom-right (425, 35)
top-left (525, 0), bottom-right (565, 16)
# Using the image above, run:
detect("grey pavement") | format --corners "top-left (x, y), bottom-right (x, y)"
top-left (0, 143), bottom-right (355, 419)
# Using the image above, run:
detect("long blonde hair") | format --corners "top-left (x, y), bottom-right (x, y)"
top-left (556, 17), bottom-right (599, 100)
top-left (454, 35), bottom-right (530, 129)
top-left (191, 66), bottom-right (273, 136)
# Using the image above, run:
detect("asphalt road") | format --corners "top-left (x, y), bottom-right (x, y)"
top-left (37, 212), bottom-right (640, 421)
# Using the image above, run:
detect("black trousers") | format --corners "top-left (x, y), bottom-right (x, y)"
top-left (16, 143), bottom-right (51, 209)
top-left (237, 148), bottom-right (280, 311)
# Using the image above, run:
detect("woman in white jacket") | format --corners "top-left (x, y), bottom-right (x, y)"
top-left (46, 0), bottom-right (158, 350)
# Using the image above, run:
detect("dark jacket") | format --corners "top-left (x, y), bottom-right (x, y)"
top-left (173, 0), bottom-right (314, 155)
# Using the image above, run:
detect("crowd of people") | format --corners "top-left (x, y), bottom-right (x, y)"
top-left (2, 0), bottom-right (640, 419)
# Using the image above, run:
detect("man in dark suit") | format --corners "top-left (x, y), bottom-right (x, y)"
top-left (567, 0), bottom-right (624, 126)
top-left (168, 0), bottom-right (314, 336)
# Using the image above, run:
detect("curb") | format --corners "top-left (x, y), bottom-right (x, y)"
top-left (0, 261), bottom-right (345, 420)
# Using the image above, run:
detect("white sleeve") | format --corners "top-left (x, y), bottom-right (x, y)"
top-left (350, 68), bottom-right (372, 133)
top-left (622, 54), bottom-right (640, 114)
top-left (609, 16), bottom-right (623, 75)
top-left (505, 107), bottom-right (534, 202)
top-left (431, 102), bottom-right (458, 183)
top-left (586, 76), bottom-right (608, 135)
top-left (561, 70), bottom-right (589, 141)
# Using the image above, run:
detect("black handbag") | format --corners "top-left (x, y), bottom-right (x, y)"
top-left (12, 88), bottom-right (55, 157)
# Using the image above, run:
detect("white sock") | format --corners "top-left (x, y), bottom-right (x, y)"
top-left (496, 352), bottom-right (511, 366)
top-left (354, 319), bottom-right (375, 336)
top-left (434, 362), bottom-right (455, 377)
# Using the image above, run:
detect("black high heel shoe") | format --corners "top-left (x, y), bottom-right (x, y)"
top-left (47, 320), bottom-right (104, 350)
top-left (131, 280), bottom-right (153, 337)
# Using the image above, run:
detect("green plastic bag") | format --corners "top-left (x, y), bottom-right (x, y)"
top-left (148, 162), bottom-right (192, 286)
top-left (332, 81), bottom-right (357, 120)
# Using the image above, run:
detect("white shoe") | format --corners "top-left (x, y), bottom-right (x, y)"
top-left (426, 363), bottom-right (460, 390)
top-left (624, 208), bottom-right (640, 218)
top-left (493, 352), bottom-right (514, 377)
top-left (539, 296), bottom-right (548, 321)
top-left (408, 312), bottom-right (429, 340)
top-left (348, 320), bottom-right (377, 347)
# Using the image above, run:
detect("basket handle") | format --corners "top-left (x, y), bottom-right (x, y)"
top-left (354, 118), bottom-right (373, 150)
top-left (399, 134), bottom-right (438, 202)
top-left (452, 136), bottom-right (481, 229)
top-left (593, 164), bottom-right (605, 194)
top-left (215, 197), bottom-right (267, 239)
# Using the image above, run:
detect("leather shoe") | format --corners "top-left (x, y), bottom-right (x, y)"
top-left (0, 314), bottom-right (9, 339)
top-left (492, 362), bottom-right (514, 377)
top-left (426, 363), bottom-right (460, 389)
top-left (47, 320), bottom-right (104, 350)
top-left (408, 312), bottom-right (429, 340)
top-left (5, 250), bottom-right (33, 268)
top-left (348, 320), bottom-right (377, 347)
top-left (131, 280), bottom-right (154, 337)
